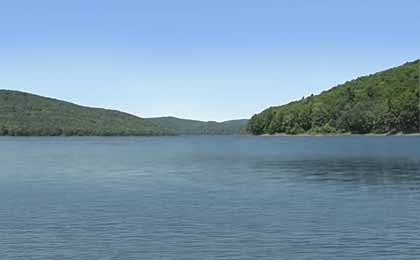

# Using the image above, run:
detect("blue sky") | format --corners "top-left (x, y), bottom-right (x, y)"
top-left (1, 0), bottom-right (419, 121)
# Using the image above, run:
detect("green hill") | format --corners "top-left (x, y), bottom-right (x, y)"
top-left (0, 90), bottom-right (171, 136)
top-left (248, 60), bottom-right (420, 135)
top-left (147, 117), bottom-right (248, 135)
top-left (0, 90), bottom-right (248, 136)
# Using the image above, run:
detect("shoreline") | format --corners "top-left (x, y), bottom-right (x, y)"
top-left (260, 133), bottom-right (420, 137)
top-left (0, 133), bottom-right (419, 137)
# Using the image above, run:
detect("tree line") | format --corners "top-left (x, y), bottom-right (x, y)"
top-left (248, 60), bottom-right (420, 135)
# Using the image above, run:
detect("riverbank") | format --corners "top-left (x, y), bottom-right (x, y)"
top-left (260, 132), bottom-right (420, 137)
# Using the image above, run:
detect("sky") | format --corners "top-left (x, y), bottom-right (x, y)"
top-left (1, 0), bottom-right (419, 121)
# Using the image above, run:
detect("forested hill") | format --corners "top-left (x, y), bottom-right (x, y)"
top-left (0, 90), bottom-right (248, 136)
top-left (147, 117), bottom-right (248, 135)
top-left (248, 60), bottom-right (420, 135)
top-left (0, 90), bottom-right (171, 136)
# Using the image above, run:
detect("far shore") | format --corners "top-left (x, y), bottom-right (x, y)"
top-left (260, 132), bottom-right (420, 137)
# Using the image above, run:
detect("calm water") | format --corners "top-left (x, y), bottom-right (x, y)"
top-left (1, 136), bottom-right (420, 259)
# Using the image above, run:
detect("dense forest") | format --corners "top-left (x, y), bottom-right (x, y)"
top-left (2, 60), bottom-right (418, 136)
top-left (148, 117), bottom-right (248, 135)
top-left (248, 60), bottom-right (420, 135)
top-left (0, 90), bottom-right (248, 136)
top-left (0, 90), bottom-right (171, 136)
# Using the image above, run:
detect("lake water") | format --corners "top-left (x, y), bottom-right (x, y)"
top-left (1, 136), bottom-right (420, 259)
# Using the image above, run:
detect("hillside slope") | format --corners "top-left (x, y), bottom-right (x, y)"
top-left (248, 60), bottom-right (420, 135)
top-left (0, 90), bottom-right (171, 136)
top-left (147, 117), bottom-right (248, 135)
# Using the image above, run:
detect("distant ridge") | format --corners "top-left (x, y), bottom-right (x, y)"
top-left (248, 60), bottom-right (420, 135)
top-left (147, 116), bottom-right (248, 135)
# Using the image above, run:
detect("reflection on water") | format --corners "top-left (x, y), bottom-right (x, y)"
top-left (0, 136), bottom-right (420, 260)
top-left (257, 158), bottom-right (420, 185)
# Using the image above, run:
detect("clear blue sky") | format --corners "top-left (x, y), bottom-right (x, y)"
top-left (1, 0), bottom-right (419, 121)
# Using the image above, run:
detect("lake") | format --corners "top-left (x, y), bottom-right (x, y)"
top-left (1, 136), bottom-right (420, 259)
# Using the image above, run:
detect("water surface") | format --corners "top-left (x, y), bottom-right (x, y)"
top-left (1, 136), bottom-right (420, 259)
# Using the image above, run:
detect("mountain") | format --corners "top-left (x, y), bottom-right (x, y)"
top-left (0, 90), bottom-right (171, 136)
top-left (248, 60), bottom-right (420, 135)
top-left (147, 117), bottom-right (248, 135)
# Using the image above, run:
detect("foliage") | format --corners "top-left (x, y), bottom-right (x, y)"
top-left (0, 90), bottom-right (172, 136)
top-left (248, 60), bottom-right (420, 135)
top-left (147, 117), bottom-right (248, 135)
